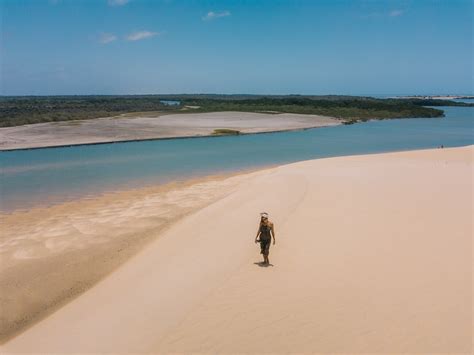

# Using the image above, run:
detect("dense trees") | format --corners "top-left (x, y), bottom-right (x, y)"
top-left (1, 95), bottom-right (470, 127)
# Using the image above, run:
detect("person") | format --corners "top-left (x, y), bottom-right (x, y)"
top-left (254, 212), bottom-right (275, 265)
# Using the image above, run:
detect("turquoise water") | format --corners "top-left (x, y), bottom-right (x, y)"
top-left (1, 106), bottom-right (473, 212)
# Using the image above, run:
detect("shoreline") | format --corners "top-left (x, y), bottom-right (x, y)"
top-left (0, 166), bottom-right (272, 342)
top-left (0, 125), bottom-right (331, 152)
top-left (392, 95), bottom-right (474, 100)
top-left (1, 145), bottom-right (472, 352)
top-left (0, 111), bottom-right (340, 151)
top-left (1, 144), bottom-right (458, 214)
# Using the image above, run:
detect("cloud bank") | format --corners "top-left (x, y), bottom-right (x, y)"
top-left (125, 31), bottom-right (159, 41)
top-left (202, 10), bottom-right (231, 21)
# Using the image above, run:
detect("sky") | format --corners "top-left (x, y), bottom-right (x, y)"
top-left (0, 0), bottom-right (472, 96)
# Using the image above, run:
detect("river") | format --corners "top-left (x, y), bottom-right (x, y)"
top-left (1, 105), bottom-right (472, 212)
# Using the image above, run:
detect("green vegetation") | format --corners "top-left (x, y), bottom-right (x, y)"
top-left (0, 96), bottom-right (178, 127)
top-left (212, 129), bottom-right (241, 135)
top-left (0, 95), bottom-right (471, 127)
top-left (398, 98), bottom-right (473, 107)
top-left (183, 97), bottom-right (448, 119)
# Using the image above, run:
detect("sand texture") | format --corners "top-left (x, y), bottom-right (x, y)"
top-left (0, 111), bottom-right (340, 150)
top-left (2, 146), bottom-right (472, 353)
top-left (0, 172), bottom-right (258, 343)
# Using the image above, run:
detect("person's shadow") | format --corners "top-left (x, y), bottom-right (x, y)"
top-left (254, 261), bottom-right (274, 267)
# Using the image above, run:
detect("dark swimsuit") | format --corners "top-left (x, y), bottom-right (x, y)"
top-left (259, 223), bottom-right (272, 255)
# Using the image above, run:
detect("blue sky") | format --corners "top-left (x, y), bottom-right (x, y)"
top-left (1, 0), bottom-right (472, 96)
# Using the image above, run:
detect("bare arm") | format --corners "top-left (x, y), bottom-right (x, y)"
top-left (255, 226), bottom-right (261, 243)
top-left (271, 223), bottom-right (276, 244)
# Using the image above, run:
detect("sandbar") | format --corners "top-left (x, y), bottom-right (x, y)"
top-left (0, 111), bottom-right (340, 150)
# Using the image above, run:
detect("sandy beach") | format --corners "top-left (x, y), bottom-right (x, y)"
top-left (0, 171), bottom-right (259, 342)
top-left (0, 111), bottom-right (340, 150)
top-left (394, 95), bottom-right (473, 100)
top-left (2, 146), bottom-right (472, 353)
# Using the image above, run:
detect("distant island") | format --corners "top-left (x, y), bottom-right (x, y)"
top-left (1, 95), bottom-right (473, 128)
top-left (1, 95), bottom-right (472, 150)
top-left (393, 95), bottom-right (474, 100)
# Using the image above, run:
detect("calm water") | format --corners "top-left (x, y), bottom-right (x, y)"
top-left (1, 106), bottom-right (473, 212)
top-left (160, 100), bottom-right (181, 106)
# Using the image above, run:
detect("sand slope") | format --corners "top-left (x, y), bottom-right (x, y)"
top-left (3, 146), bottom-right (472, 353)
top-left (0, 173), bottom-right (256, 342)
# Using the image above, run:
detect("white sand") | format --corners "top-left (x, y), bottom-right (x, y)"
top-left (0, 111), bottom-right (339, 150)
top-left (0, 173), bottom-right (255, 342)
top-left (393, 95), bottom-right (473, 100)
top-left (2, 146), bottom-right (472, 353)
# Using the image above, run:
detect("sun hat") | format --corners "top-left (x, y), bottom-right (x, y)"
top-left (260, 212), bottom-right (269, 218)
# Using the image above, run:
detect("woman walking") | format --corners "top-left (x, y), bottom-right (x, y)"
top-left (254, 212), bottom-right (276, 265)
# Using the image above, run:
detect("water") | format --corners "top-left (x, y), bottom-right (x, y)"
top-left (453, 98), bottom-right (474, 104)
top-left (1, 106), bottom-right (473, 212)
top-left (160, 100), bottom-right (181, 106)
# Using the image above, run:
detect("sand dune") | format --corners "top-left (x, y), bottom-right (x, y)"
top-left (0, 172), bottom-right (257, 342)
top-left (2, 146), bottom-right (472, 353)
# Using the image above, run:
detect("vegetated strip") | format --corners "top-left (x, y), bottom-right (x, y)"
top-left (1, 95), bottom-right (471, 127)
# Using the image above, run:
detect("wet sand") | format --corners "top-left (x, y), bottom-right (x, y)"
top-left (0, 111), bottom-right (340, 150)
top-left (2, 146), bottom-right (472, 353)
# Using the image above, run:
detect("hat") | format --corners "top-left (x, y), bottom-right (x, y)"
top-left (260, 212), bottom-right (269, 218)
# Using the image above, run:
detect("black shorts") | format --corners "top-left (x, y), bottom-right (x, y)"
top-left (260, 238), bottom-right (271, 255)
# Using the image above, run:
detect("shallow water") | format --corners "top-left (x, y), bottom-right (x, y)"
top-left (1, 106), bottom-right (473, 212)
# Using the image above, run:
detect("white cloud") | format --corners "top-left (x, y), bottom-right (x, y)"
top-left (99, 33), bottom-right (117, 44)
top-left (202, 10), bottom-right (231, 21)
top-left (389, 10), bottom-right (404, 17)
top-left (125, 30), bottom-right (159, 41)
top-left (360, 9), bottom-right (404, 19)
top-left (108, 0), bottom-right (130, 6)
